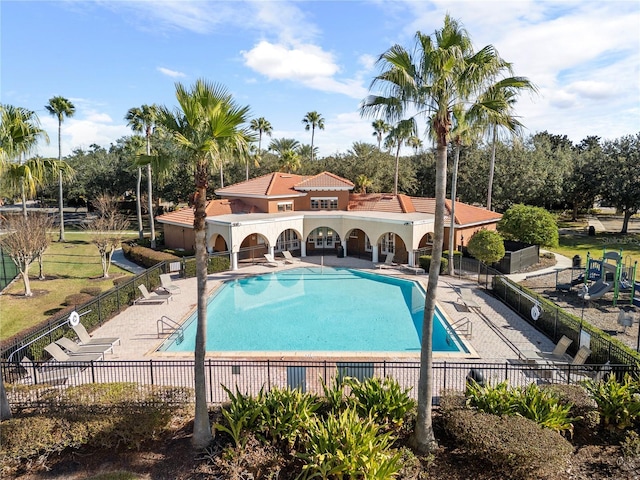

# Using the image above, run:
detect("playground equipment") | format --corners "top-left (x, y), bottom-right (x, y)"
top-left (633, 281), bottom-right (640, 308)
top-left (576, 249), bottom-right (638, 306)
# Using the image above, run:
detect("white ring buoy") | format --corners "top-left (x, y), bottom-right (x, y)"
top-left (69, 311), bottom-right (80, 326)
top-left (531, 305), bottom-right (541, 321)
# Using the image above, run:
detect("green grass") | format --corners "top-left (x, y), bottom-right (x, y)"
top-left (0, 231), bottom-right (137, 341)
top-left (552, 232), bottom-right (640, 271)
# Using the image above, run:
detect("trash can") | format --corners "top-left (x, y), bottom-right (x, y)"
top-left (572, 255), bottom-right (582, 269)
top-left (588, 225), bottom-right (596, 236)
top-left (337, 245), bottom-right (344, 258)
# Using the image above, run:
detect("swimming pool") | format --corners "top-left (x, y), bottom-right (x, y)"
top-left (159, 267), bottom-right (468, 355)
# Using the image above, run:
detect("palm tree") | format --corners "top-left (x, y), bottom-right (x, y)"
top-left (302, 111), bottom-right (324, 161)
top-left (361, 16), bottom-right (530, 453)
top-left (356, 174), bottom-right (373, 194)
top-left (385, 119), bottom-right (416, 195)
top-left (156, 79), bottom-right (252, 449)
top-left (45, 96), bottom-right (76, 242)
top-left (372, 119), bottom-right (390, 149)
top-left (278, 149), bottom-right (301, 173)
top-left (249, 117), bottom-right (272, 181)
top-left (268, 137), bottom-right (300, 156)
top-left (125, 104), bottom-right (158, 247)
top-left (0, 104), bottom-right (50, 216)
top-left (480, 79), bottom-right (536, 211)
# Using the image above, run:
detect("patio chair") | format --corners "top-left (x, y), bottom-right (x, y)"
top-left (44, 343), bottom-right (103, 363)
top-left (160, 273), bottom-right (181, 295)
top-left (521, 335), bottom-right (573, 363)
top-left (282, 250), bottom-right (301, 264)
top-left (263, 253), bottom-right (280, 267)
top-left (20, 356), bottom-right (81, 385)
top-left (375, 254), bottom-right (396, 269)
top-left (135, 284), bottom-right (172, 305)
top-left (459, 289), bottom-right (481, 312)
top-left (71, 322), bottom-right (121, 348)
top-left (55, 336), bottom-right (113, 356)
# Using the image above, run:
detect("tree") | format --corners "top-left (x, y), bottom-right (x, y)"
top-left (372, 119), bottom-right (390, 150)
top-left (249, 117), bottom-right (272, 181)
top-left (302, 111), bottom-right (324, 161)
top-left (385, 119), bottom-right (416, 195)
top-left (86, 195), bottom-right (129, 278)
top-left (125, 104), bottom-right (158, 247)
top-left (361, 15), bottom-right (526, 453)
top-left (355, 174), bottom-right (373, 194)
top-left (498, 204), bottom-right (559, 247)
top-left (157, 79), bottom-right (252, 449)
top-left (599, 133), bottom-right (640, 233)
top-left (564, 136), bottom-right (602, 220)
top-left (45, 96), bottom-right (76, 242)
top-left (0, 213), bottom-right (53, 296)
top-left (467, 229), bottom-right (505, 267)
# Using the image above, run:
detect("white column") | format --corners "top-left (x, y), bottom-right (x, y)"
top-left (341, 240), bottom-right (348, 257)
top-left (269, 245), bottom-right (275, 257)
top-left (231, 252), bottom-right (238, 271)
top-left (372, 247), bottom-right (379, 263)
top-left (408, 250), bottom-right (415, 267)
top-left (301, 242), bottom-right (307, 257)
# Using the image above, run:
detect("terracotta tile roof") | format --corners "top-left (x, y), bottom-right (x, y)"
top-left (215, 172), bottom-right (307, 197)
top-left (156, 199), bottom-right (257, 226)
top-left (295, 171), bottom-right (354, 190)
top-left (348, 194), bottom-right (407, 213)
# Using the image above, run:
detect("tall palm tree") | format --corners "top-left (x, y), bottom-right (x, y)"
top-left (302, 111), bottom-right (324, 161)
top-left (125, 104), bottom-right (158, 247)
top-left (361, 15), bottom-right (530, 453)
top-left (45, 96), bottom-right (76, 242)
top-left (268, 137), bottom-right (300, 156)
top-left (278, 149), bottom-right (301, 173)
top-left (249, 117), bottom-right (272, 181)
top-left (0, 104), bottom-right (50, 216)
top-left (156, 79), bottom-right (252, 449)
top-left (371, 119), bottom-right (390, 149)
top-left (480, 79), bottom-right (536, 211)
top-left (385, 119), bottom-right (416, 195)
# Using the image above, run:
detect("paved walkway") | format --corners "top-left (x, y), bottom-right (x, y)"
top-left (89, 255), bottom-right (554, 363)
top-left (110, 248), bottom-right (146, 274)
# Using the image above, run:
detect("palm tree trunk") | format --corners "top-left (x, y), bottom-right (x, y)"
top-left (0, 379), bottom-right (11, 421)
top-left (412, 142), bottom-right (446, 454)
top-left (192, 167), bottom-right (213, 449)
top-left (311, 128), bottom-right (315, 162)
top-left (147, 164), bottom-right (156, 249)
top-left (219, 164), bottom-right (224, 188)
top-left (58, 118), bottom-right (65, 242)
top-left (394, 144), bottom-right (401, 195)
top-left (448, 144), bottom-right (461, 275)
top-left (486, 125), bottom-right (497, 211)
top-left (21, 183), bottom-right (27, 218)
top-left (136, 167), bottom-right (143, 240)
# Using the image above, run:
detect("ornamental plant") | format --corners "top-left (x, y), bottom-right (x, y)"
top-left (497, 203), bottom-right (559, 247)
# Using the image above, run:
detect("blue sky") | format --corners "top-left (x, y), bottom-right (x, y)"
top-left (2, 0), bottom-right (639, 159)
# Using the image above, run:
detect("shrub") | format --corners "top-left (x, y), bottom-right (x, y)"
top-left (498, 204), bottom-right (559, 247)
top-left (183, 256), bottom-right (230, 278)
top-left (80, 286), bottom-right (102, 297)
top-left (345, 376), bottom-right (415, 428)
top-left (442, 408), bottom-right (573, 479)
top-left (542, 384), bottom-right (599, 442)
top-left (583, 374), bottom-right (640, 432)
top-left (418, 255), bottom-right (448, 274)
top-left (121, 242), bottom-right (179, 268)
top-left (467, 229), bottom-right (505, 265)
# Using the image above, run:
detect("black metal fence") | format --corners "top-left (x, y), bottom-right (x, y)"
top-left (5, 359), bottom-right (633, 409)
top-left (0, 246), bottom-right (19, 291)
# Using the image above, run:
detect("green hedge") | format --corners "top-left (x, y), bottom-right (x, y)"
top-left (418, 255), bottom-right (448, 275)
top-left (121, 242), bottom-right (179, 268)
top-left (182, 256), bottom-right (230, 278)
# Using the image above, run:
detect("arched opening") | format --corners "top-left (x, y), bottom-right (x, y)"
top-left (237, 233), bottom-right (270, 264)
top-left (377, 232), bottom-right (408, 264)
top-left (306, 227), bottom-right (341, 256)
top-left (275, 228), bottom-right (301, 254)
top-left (208, 233), bottom-right (228, 253)
top-left (417, 232), bottom-right (435, 256)
top-left (345, 228), bottom-right (372, 260)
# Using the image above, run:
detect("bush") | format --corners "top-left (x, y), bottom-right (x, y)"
top-left (442, 408), bottom-right (573, 479)
top-left (182, 256), bottom-right (230, 277)
top-left (121, 242), bottom-right (179, 268)
top-left (542, 384), bottom-right (599, 442)
top-left (498, 204), bottom-right (559, 248)
top-left (467, 229), bottom-right (505, 265)
top-left (345, 376), bottom-right (415, 428)
top-left (418, 255), bottom-right (448, 274)
top-left (583, 374), bottom-right (640, 432)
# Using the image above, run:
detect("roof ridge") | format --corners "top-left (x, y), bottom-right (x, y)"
top-left (264, 172), bottom-right (278, 196)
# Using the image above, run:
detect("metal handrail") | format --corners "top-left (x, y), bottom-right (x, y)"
top-left (450, 316), bottom-right (472, 339)
top-left (157, 315), bottom-right (184, 343)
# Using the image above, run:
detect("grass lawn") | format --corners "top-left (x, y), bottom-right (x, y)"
top-left (0, 231), bottom-right (137, 341)
top-left (552, 231), bottom-right (640, 270)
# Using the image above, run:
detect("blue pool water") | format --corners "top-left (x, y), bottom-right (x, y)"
top-left (160, 267), bottom-right (467, 354)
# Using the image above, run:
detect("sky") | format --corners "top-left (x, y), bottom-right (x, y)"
top-left (2, 0), bottom-right (639, 160)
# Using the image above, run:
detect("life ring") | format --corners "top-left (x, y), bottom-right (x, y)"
top-left (530, 305), bottom-right (541, 321)
top-left (69, 310), bottom-right (80, 326)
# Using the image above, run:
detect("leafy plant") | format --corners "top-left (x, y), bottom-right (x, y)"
top-left (319, 375), bottom-right (346, 414)
top-left (583, 374), bottom-right (640, 431)
top-left (214, 386), bottom-right (265, 448)
top-left (345, 376), bottom-right (415, 428)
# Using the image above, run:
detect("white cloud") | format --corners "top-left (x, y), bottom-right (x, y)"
top-left (157, 67), bottom-right (186, 78)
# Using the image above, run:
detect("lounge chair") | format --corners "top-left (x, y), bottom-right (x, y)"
top-left (375, 254), bottom-right (396, 269)
top-left (71, 322), bottom-right (121, 348)
top-left (160, 273), bottom-right (181, 294)
top-left (459, 289), bottom-right (481, 312)
top-left (135, 284), bottom-right (172, 305)
top-left (44, 343), bottom-right (103, 363)
top-left (521, 335), bottom-right (573, 362)
top-left (55, 336), bottom-right (113, 356)
top-left (20, 356), bottom-right (81, 385)
top-left (532, 345), bottom-right (592, 382)
top-left (282, 250), bottom-right (301, 264)
top-left (264, 253), bottom-right (280, 267)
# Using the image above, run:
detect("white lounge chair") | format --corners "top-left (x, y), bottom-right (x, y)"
top-left (71, 322), bottom-right (120, 348)
top-left (282, 251), bottom-right (301, 264)
top-left (521, 335), bottom-right (572, 363)
top-left (459, 289), bottom-right (481, 312)
top-left (20, 356), bottom-right (81, 385)
top-left (264, 253), bottom-right (280, 267)
top-left (160, 273), bottom-right (181, 294)
top-left (44, 343), bottom-right (103, 363)
top-left (136, 284), bottom-right (172, 305)
top-left (375, 254), bottom-right (396, 269)
top-left (56, 336), bottom-right (113, 356)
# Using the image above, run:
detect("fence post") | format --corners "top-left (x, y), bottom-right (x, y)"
top-left (383, 360), bottom-right (386, 378)
top-left (267, 360), bottom-right (271, 392)
top-left (505, 362), bottom-right (509, 381)
top-left (150, 359), bottom-right (154, 385)
top-left (208, 359), bottom-right (213, 403)
top-left (97, 294), bottom-right (102, 324)
top-left (90, 361), bottom-right (96, 383)
top-left (443, 362), bottom-right (447, 391)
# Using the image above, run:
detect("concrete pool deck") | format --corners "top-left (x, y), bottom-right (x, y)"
top-left (88, 255), bottom-right (555, 363)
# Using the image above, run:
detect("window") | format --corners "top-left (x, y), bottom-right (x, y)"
top-left (277, 202), bottom-right (293, 212)
top-left (276, 230), bottom-right (300, 252)
top-left (365, 235), bottom-right (372, 252)
top-left (310, 227), bottom-right (338, 248)
top-left (381, 233), bottom-right (395, 254)
top-left (310, 197), bottom-right (338, 210)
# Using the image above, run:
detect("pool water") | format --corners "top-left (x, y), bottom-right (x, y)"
top-left (159, 267), bottom-right (467, 354)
